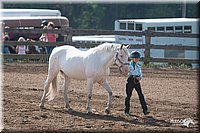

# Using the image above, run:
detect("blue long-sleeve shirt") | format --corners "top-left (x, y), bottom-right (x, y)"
top-left (128, 61), bottom-right (142, 80)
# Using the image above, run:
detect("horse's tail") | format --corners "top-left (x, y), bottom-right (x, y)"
top-left (46, 74), bottom-right (58, 101)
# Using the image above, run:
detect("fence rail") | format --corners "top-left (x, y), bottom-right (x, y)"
top-left (5, 41), bottom-right (199, 50)
top-left (3, 28), bottom-right (199, 65)
top-left (4, 28), bottom-right (199, 38)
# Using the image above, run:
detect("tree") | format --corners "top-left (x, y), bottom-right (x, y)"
top-left (3, 3), bottom-right (198, 29)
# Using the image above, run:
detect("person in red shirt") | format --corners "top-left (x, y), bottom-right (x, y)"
top-left (41, 22), bottom-right (58, 54)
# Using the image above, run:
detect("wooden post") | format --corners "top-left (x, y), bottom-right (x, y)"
top-left (64, 27), bottom-right (72, 43)
top-left (66, 34), bottom-right (72, 43)
top-left (144, 30), bottom-right (151, 65)
top-left (62, 26), bottom-right (72, 43)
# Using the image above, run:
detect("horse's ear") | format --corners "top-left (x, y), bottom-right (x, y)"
top-left (126, 45), bottom-right (130, 49)
top-left (120, 44), bottom-right (124, 49)
top-left (111, 44), bottom-right (115, 51)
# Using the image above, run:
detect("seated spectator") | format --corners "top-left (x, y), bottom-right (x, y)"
top-left (41, 20), bottom-right (48, 28)
top-left (3, 35), bottom-right (11, 54)
top-left (16, 37), bottom-right (27, 55)
top-left (26, 38), bottom-right (40, 54)
top-left (4, 26), bottom-right (10, 36)
top-left (39, 20), bottom-right (48, 42)
top-left (3, 35), bottom-right (14, 62)
top-left (39, 26), bottom-right (48, 42)
top-left (3, 25), bottom-right (16, 54)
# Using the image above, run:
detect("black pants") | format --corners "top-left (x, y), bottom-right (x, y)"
top-left (125, 75), bottom-right (148, 114)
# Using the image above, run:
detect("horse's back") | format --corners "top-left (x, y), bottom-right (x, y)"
top-left (52, 45), bottom-right (79, 54)
top-left (49, 45), bottom-right (82, 59)
top-left (48, 45), bottom-right (88, 79)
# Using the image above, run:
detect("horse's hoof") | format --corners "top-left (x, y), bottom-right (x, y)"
top-left (86, 110), bottom-right (92, 114)
top-left (39, 107), bottom-right (45, 111)
top-left (67, 108), bottom-right (73, 113)
top-left (105, 108), bottom-right (110, 114)
top-left (39, 104), bottom-right (45, 111)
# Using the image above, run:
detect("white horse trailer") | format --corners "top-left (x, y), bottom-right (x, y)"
top-left (72, 35), bottom-right (115, 44)
top-left (114, 18), bottom-right (199, 68)
top-left (0, 9), bottom-right (61, 17)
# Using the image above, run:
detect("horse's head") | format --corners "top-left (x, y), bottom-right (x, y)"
top-left (115, 44), bottom-right (130, 76)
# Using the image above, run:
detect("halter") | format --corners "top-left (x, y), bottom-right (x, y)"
top-left (114, 51), bottom-right (129, 74)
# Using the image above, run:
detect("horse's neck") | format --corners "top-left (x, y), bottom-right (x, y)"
top-left (100, 51), bottom-right (115, 69)
top-left (92, 43), bottom-right (119, 69)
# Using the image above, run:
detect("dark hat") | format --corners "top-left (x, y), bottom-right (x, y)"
top-left (41, 20), bottom-right (48, 27)
top-left (130, 51), bottom-right (140, 58)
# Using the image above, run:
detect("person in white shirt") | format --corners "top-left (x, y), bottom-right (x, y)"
top-left (16, 37), bottom-right (27, 55)
top-left (124, 51), bottom-right (150, 116)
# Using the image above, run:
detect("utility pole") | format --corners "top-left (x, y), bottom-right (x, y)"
top-left (182, 0), bottom-right (186, 18)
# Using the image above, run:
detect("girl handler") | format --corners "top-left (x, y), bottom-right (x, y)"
top-left (124, 51), bottom-right (150, 116)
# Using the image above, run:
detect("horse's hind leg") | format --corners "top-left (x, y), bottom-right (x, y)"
top-left (39, 78), bottom-right (51, 109)
top-left (39, 66), bottom-right (59, 110)
top-left (62, 73), bottom-right (72, 112)
top-left (98, 79), bottom-right (112, 114)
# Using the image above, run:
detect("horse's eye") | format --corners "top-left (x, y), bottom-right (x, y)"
top-left (120, 55), bottom-right (123, 58)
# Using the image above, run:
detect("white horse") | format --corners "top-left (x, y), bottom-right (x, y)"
top-left (39, 43), bottom-right (130, 114)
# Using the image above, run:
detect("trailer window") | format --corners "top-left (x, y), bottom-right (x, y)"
top-left (166, 26), bottom-right (174, 32)
top-left (136, 24), bottom-right (142, 31)
top-left (175, 26), bottom-right (183, 33)
top-left (157, 27), bottom-right (164, 32)
top-left (119, 23), bottom-right (126, 30)
top-left (147, 27), bottom-right (155, 31)
top-left (184, 26), bottom-right (192, 33)
top-left (165, 50), bottom-right (185, 58)
top-left (18, 27), bottom-right (34, 29)
top-left (128, 23), bottom-right (134, 30)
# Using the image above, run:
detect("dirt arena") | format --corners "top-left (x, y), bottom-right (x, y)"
top-left (2, 63), bottom-right (199, 132)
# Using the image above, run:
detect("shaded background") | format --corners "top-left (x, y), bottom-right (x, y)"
top-left (2, 2), bottom-right (198, 30)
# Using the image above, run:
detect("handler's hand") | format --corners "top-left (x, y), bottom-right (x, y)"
top-left (124, 69), bottom-right (128, 77)
top-left (136, 77), bottom-right (140, 81)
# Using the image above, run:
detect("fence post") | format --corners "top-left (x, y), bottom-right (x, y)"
top-left (65, 27), bottom-right (72, 43)
top-left (144, 30), bottom-right (151, 65)
top-left (62, 26), bottom-right (72, 43)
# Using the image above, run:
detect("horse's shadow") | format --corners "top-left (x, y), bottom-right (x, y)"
top-left (61, 109), bottom-right (172, 127)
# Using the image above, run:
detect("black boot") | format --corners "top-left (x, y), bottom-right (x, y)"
top-left (143, 110), bottom-right (150, 115)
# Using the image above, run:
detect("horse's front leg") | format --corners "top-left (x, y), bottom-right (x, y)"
top-left (86, 78), bottom-right (94, 114)
top-left (99, 79), bottom-right (112, 114)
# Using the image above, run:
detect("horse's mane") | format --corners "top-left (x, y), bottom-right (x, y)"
top-left (91, 43), bottom-right (119, 53)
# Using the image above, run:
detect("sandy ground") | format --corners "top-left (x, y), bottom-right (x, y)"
top-left (2, 63), bottom-right (199, 132)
